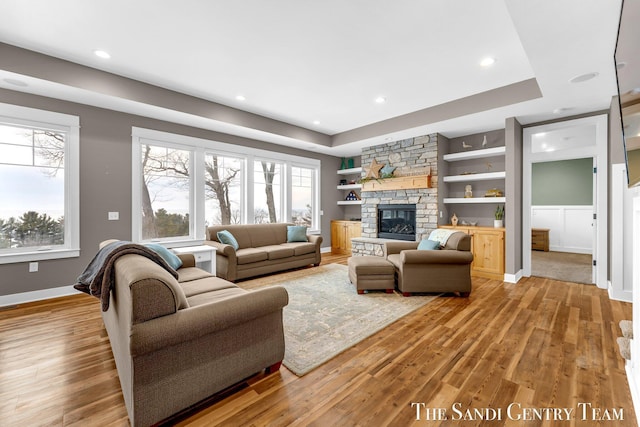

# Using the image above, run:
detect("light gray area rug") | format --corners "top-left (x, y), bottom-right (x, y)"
top-left (279, 264), bottom-right (437, 376)
top-left (531, 250), bottom-right (592, 284)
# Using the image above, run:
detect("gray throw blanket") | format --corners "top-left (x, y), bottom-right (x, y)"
top-left (74, 241), bottom-right (179, 312)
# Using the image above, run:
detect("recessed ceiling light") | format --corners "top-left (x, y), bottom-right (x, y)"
top-left (2, 78), bottom-right (28, 87)
top-left (93, 49), bottom-right (111, 59)
top-left (479, 57), bottom-right (496, 67)
top-left (553, 107), bottom-right (573, 114)
top-left (313, 120), bottom-right (320, 125)
top-left (375, 96), bottom-right (386, 104)
top-left (235, 95), bottom-right (246, 101)
top-left (569, 72), bottom-right (599, 83)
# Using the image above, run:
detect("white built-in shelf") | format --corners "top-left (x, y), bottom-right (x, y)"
top-left (337, 183), bottom-right (362, 190)
top-left (337, 200), bottom-right (362, 205)
top-left (443, 146), bottom-right (506, 162)
top-left (337, 167), bottom-right (362, 175)
top-left (443, 197), bottom-right (506, 204)
top-left (443, 171), bottom-right (506, 183)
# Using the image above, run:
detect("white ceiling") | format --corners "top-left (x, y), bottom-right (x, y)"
top-left (0, 0), bottom-right (624, 157)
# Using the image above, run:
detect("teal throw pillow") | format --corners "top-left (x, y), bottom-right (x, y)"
top-left (145, 243), bottom-right (183, 270)
top-left (287, 225), bottom-right (308, 242)
top-left (417, 239), bottom-right (440, 250)
top-left (217, 230), bottom-right (239, 250)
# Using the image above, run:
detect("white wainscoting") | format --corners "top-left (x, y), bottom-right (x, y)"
top-left (531, 206), bottom-right (593, 254)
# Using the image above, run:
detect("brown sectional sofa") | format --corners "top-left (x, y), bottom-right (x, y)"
top-left (99, 241), bottom-right (288, 427)
top-left (205, 223), bottom-right (322, 281)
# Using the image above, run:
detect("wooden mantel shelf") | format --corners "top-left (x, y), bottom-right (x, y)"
top-left (361, 175), bottom-right (431, 192)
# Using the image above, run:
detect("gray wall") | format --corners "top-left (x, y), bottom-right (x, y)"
top-left (505, 117), bottom-right (523, 278)
top-left (0, 88), bottom-right (344, 296)
top-left (531, 158), bottom-right (593, 205)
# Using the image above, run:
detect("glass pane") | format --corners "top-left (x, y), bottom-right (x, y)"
top-left (33, 131), bottom-right (65, 169)
top-left (530, 124), bottom-right (596, 153)
top-left (0, 124), bottom-right (33, 146)
top-left (205, 154), bottom-right (243, 225)
top-left (291, 166), bottom-right (313, 227)
top-left (0, 144), bottom-right (32, 166)
top-left (141, 145), bottom-right (191, 239)
top-left (0, 164), bottom-right (65, 249)
top-left (253, 161), bottom-right (281, 223)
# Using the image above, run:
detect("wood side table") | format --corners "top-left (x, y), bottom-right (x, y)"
top-left (531, 228), bottom-right (549, 252)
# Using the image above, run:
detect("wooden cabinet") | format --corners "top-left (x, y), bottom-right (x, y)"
top-left (531, 228), bottom-right (549, 251)
top-left (331, 220), bottom-right (362, 254)
top-left (440, 225), bottom-right (505, 280)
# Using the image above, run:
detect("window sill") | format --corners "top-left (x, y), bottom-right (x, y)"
top-left (0, 248), bottom-right (80, 264)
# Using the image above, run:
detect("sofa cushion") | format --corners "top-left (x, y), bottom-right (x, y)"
top-left (177, 267), bottom-right (214, 283)
top-left (236, 248), bottom-right (269, 265)
top-left (187, 286), bottom-right (249, 307)
top-left (217, 230), bottom-right (239, 250)
top-left (261, 245), bottom-right (296, 260)
top-left (287, 225), bottom-right (308, 242)
top-left (386, 253), bottom-right (401, 269)
top-left (144, 243), bottom-right (183, 270)
top-left (180, 277), bottom-right (239, 298)
top-left (281, 242), bottom-right (317, 256)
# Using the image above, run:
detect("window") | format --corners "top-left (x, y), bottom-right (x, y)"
top-left (140, 144), bottom-right (192, 240)
top-left (0, 103), bottom-right (80, 264)
top-left (132, 128), bottom-right (321, 246)
top-left (253, 160), bottom-right (282, 223)
top-left (205, 154), bottom-right (244, 226)
top-left (290, 166), bottom-right (315, 227)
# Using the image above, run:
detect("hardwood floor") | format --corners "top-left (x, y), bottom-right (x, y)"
top-left (0, 253), bottom-right (635, 426)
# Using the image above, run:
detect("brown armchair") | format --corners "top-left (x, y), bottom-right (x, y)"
top-left (383, 232), bottom-right (473, 296)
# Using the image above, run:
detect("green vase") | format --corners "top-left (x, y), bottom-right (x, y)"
top-left (340, 157), bottom-right (347, 169)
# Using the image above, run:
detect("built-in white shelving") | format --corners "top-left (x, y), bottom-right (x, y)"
top-left (442, 171), bottom-right (506, 183)
top-left (337, 167), bottom-right (363, 206)
top-left (337, 167), bottom-right (363, 175)
top-left (444, 197), bottom-right (506, 204)
top-left (337, 183), bottom-right (362, 190)
top-left (443, 146), bottom-right (506, 162)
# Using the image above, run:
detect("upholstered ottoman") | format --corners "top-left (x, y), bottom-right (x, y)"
top-left (348, 256), bottom-right (395, 294)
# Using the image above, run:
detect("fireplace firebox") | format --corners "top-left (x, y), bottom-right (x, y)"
top-left (377, 204), bottom-right (416, 241)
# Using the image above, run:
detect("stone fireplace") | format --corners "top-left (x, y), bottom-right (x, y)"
top-left (351, 134), bottom-right (439, 256)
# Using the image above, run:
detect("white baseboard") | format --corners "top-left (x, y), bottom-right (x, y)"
top-left (608, 280), bottom-right (633, 303)
top-left (0, 285), bottom-right (79, 307)
top-left (503, 269), bottom-right (523, 284)
top-left (320, 246), bottom-right (332, 254)
top-left (549, 246), bottom-right (592, 255)
top-left (625, 358), bottom-right (640, 427)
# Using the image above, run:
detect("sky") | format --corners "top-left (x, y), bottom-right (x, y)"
top-left (0, 165), bottom-right (64, 220)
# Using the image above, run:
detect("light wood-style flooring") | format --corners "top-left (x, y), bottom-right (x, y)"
top-left (0, 253), bottom-right (635, 426)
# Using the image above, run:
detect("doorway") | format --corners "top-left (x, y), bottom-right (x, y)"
top-left (522, 115), bottom-right (608, 288)
top-left (530, 158), bottom-right (595, 284)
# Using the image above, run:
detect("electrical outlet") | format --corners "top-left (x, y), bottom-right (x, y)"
top-left (108, 211), bottom-right (119, 220)
top-left (29, 262), bottom-right (38, 272)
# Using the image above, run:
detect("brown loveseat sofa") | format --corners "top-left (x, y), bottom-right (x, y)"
top-left (383, 231), bottom-right (473, 296)
top-left (98, 241), bottom-right (288, 427)
top-left (205, 223), bottom-right (322, 281)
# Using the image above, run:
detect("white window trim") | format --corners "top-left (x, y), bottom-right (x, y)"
top-left (0, 103), bottom-right (80, 264)
top-left (131, 127), bottom-right (321, 245)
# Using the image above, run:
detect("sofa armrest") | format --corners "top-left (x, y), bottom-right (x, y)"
top-left (205, 240), bottom-right (236, 258)
top-left (307, 234), bottom-right (323, 246)
top-left (176, 253), bottom-right (196, 268)
top-left (384, 241), bottom-right (419, 257)
top-left (129, 286), bottom-right (289, 356)
top-left (400, 249), bottom-right (473, 265)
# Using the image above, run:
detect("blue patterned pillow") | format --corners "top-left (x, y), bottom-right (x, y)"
top-left (145, 243), bottom-right (183, 270)
top-left (287, 225), bottom-right (308, 242)
top-left (217, 230), bottom-right (239, 250)
top-left (417, 239), bottom-right (440, 250)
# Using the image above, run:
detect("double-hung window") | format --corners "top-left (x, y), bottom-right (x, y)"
top-left (132, 127), bottom-right (321, 246)
top-left (0, 103), bottom-right (80, 264)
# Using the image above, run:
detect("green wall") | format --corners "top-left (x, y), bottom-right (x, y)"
top-left (532, 158), bottom-right (593, 205)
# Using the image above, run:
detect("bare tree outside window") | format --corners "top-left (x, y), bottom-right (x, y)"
top-left (205, 154), bottom-right (242, 225)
